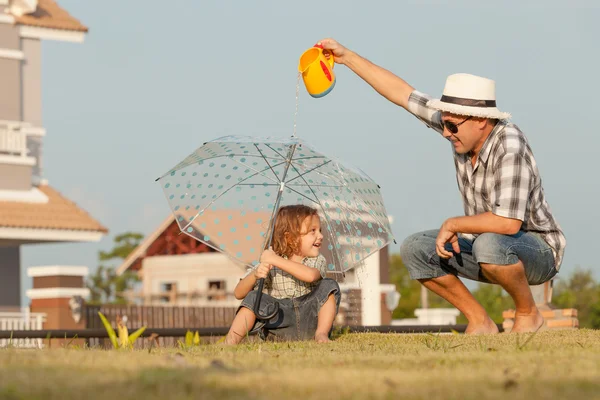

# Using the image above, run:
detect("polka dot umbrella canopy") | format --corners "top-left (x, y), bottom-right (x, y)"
top-left (157, 135), bottom-right (394, 282)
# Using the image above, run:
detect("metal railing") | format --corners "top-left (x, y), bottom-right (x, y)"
top-left (0, 311), bottom-right (46, 348)
top-left (0, 324), bottom-right (493, 341)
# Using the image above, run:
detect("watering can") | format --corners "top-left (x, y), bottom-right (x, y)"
top-left (298, 43), bottom-right (336, 98)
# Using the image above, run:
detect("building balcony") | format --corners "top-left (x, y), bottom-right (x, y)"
top-left (0, 120), bottom-right (46, 194)
top-left (0, 120), bottom-right (44, 165)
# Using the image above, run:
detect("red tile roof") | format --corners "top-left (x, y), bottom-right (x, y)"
top-left (0, 184), bottom-right (107, 232)
top-left (12, 0), bottom-right (88, 32)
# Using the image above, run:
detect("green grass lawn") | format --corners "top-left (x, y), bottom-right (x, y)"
top-left (1, 329), bottom-right (599, 400)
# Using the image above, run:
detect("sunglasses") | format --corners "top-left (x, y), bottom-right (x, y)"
top-left (442, 116), bottom-right (472, 134)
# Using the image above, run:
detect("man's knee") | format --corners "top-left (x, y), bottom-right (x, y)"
top-left (400, 230), bottom-right (438, 270)
top-left (473, 233), bottom-right (518, 266)
top-left (400, 231), bottom-right (428, 265)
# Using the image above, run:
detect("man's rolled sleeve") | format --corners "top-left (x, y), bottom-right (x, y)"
top-left (406, 90), bottom-right (444, 134)
top-left (491, 153), bottom-right (532, 221)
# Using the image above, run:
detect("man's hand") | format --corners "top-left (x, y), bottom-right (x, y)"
top-left (436, 219), bottom-right (461, 259)
top-left (253, 262), bottom-right (272, 280)
top-left (316, 38), bottom-right (351, 65)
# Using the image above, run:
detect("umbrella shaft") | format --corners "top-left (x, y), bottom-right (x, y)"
top-left (265, 144), bottom-right (297, 249)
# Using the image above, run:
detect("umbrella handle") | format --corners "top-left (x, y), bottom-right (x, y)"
top-left (252, 278), bottom-right (280, 320)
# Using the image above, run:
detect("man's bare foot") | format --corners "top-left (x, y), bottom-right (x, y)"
top-left (315, 332), bottom-right (331, 343)
top-left (465, 316), bottom-right (499, 335)
top-left (511, 309), bottom-right (544, 333)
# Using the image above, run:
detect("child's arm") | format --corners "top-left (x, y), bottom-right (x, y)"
top-left (260, 248), bottom-right (322, 283)
top-left (234, 262), bottom-right (272, 300)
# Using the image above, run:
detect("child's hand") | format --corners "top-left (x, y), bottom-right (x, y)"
top-left (254, 262), bottom-right (272, 280)
top-left (260, 247), bottom-right (279, 265)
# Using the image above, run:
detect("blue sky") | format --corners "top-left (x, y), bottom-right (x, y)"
top-left (20, 0), bottom-right (600, 304)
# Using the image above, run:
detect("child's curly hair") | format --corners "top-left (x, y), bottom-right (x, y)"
top-left (269, 205), bottom-right (319, 258)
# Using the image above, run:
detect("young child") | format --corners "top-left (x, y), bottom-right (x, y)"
top-left (225, 204), bottom-right (341, 344)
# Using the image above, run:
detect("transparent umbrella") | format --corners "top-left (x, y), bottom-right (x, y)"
top-left (157, 135), bottom-right (394, 319)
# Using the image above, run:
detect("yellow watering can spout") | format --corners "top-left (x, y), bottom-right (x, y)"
top-left (298, 44), bottom-right (336, 98)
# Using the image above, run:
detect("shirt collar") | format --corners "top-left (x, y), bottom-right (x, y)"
top-left (475, 120), bottom-right (506, 164)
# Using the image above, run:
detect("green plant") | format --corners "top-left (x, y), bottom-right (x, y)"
top-left (178, 330), bottom-right (202, 349)
top-left (98, 312), bottom-right (146, 349)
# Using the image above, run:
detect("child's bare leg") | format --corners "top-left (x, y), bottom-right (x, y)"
top-left (315, 293), bottom-right (336, 343)
top-left (225, 307), bottom-right (256, 345)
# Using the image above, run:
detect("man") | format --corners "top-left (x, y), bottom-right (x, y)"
top-left (318, 38), bottom-right (566, 334)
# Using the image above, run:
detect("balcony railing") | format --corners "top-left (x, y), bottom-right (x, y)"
top-left (0, 121), bottom-right (28, 157)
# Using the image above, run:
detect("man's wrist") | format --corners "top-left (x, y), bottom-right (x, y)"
top-left (343, 50), bottom-right (359, 67)
top-left (446, 217), bottom-right (460, 232)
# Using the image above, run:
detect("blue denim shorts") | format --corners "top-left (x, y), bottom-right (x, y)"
top-left (238, 278), bottom-right (341, 341)
top-left (400, 230), bottom-right (557, 285)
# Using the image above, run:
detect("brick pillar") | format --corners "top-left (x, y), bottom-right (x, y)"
top-left (26, 266), bottom-right (90, 347)
top-left (502, 279), bottom-right (579, 331)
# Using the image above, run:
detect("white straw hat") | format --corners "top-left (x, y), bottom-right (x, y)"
top-left (427, 73), bottom-right (511, 120)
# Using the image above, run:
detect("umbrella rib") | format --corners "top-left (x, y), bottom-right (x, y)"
top-left (236, 183), bottom-right (279, 186)
top-left (254, 144), bottom-right (281, 183)
top-left (178, 161), bottom-right (289, 233)
top-left (228, 157), bottom-right (283, 184)
top-left (264, 143), bottom-right (288, 161)
top-left (291, 155), bottom-right (326, 161)
top-left (284, 160), bottom-right (333, 185)
top-left (286, 184), bottom-right (345, 189)
top-left (292, 157), bottom-right (389, 234)
top-left (287, 162), bottom-right (351, 189)
top-left (198, 154), bottom-right (282, 161)
top-left (285, 185), bottom-right (321, 205)
top-left (288, 161), bottom-right (390, 270)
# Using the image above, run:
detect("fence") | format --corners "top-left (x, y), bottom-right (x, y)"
top-left (86, 304), bottom-right (237, 329)
top-left (0, 311), bottom-right (46, 348)
top-left (85, 304), bottom-right (238, 347)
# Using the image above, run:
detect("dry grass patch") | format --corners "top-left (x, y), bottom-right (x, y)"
top-left (1, 329), bottom-right (599, 400)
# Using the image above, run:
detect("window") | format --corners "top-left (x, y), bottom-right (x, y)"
top-left (207, 280), bottom-right (226, 301)
top-left (160, 282), bottom-right (177, 303)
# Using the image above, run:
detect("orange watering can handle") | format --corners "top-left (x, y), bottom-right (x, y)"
top-left (314, 43), bottom-right (334, 69)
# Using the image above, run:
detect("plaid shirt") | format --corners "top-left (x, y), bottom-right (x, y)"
top-left (407, 90), bottom-right (566, 270)
top-left (244, 254), bottom-right (328, 299)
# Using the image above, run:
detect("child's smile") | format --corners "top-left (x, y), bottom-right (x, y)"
top-left (298, 215), bottom-right (324, 259)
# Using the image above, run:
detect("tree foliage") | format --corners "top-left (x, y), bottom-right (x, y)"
top-left (86, 232), bottom-right (143, 305)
